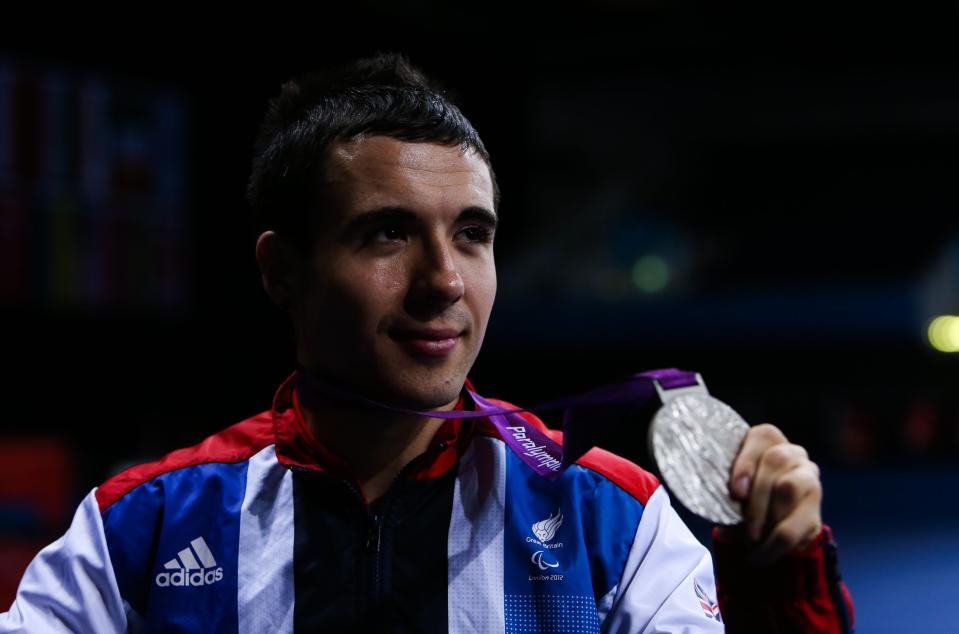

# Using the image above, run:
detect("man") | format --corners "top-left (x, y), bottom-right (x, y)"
top-left (0, 53), bottom-right (853, 632)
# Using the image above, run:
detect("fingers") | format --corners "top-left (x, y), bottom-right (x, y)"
top-left (725, 421), bottom-right (827, 566)
top-left (767, 461), bottom-right (820, 529)
top-left (728, 422), bottom-right (825, 564)
top-left (750, 486), bottom-right (823, 566)
top-left (729, 424), bottom-right (788, 500)
top-left (745, 442), bottom-right (810, 541)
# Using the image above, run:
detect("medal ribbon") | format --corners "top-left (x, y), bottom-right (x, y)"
top-left (294, 367), bottom-right (698, 479)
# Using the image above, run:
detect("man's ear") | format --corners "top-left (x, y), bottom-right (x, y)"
top-left (255, 231), bottom-right (301, 312)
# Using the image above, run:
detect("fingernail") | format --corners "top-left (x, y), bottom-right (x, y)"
top-left (734, 475), bottom-right (751, 498)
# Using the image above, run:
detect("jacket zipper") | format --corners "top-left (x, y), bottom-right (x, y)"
top-left (366, 512), bottom-right (384, 602)
top-left (360, 440), bottom-right (449, 610)
top-left (288, 440), bottom-right (451, 623)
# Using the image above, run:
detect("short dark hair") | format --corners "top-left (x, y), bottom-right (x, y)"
top-left (246, 52), bottom-right (500, 254)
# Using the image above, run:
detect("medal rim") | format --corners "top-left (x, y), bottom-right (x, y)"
top-left (648, 392), bottom-right (750, 526)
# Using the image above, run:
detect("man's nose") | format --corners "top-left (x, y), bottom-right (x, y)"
top-left (408, 235), bottom-right (465, 310)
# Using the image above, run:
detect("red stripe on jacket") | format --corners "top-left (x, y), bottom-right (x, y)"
top-left (95, 413), bottom-right (275, 512)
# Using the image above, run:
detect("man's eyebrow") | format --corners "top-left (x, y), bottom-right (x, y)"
top-left (458, 206), bottom-right (499, 230)
top-left (343, 206), bottom-right (499, 233)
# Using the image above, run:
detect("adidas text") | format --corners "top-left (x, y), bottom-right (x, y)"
top-left (155, 568), bottom-right (224, 587)
top-left (155, 536), bottom-right (224, 588)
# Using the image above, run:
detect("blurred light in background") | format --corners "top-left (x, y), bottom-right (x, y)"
top-left (927, 315), bottom-right (959, 352)
top-left (631, 254), bottom-right (670, 293)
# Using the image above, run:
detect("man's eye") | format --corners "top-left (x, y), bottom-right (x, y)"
top-left (369, 226), bottom-right (407, 242)
top-left (460, 226), bottom-right (494, 243)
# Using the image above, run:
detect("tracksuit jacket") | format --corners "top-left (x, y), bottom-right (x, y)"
top-left (0, 370), bottom-right (854, 633)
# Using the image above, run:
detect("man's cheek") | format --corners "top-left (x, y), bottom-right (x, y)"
top-left (319, 283), bottom-right (372, 326)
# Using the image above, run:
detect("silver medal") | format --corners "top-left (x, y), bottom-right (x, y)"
top-left (648, 376), bottom-right (750, 525)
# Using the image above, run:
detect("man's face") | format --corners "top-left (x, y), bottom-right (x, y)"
top-left (287, 135), bottom-right (497, 409)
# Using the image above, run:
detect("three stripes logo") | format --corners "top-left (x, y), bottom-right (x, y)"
top-left (155, 536), bottom-right (224, 588)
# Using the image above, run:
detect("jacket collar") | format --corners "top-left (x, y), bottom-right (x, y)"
top-left (270, 369), bottom-right (490, 480)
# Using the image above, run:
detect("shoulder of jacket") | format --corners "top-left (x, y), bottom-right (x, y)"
top-left (483, 397), bottom-right (661, 505)
top-left (95, 411), bottom-right (275, 513)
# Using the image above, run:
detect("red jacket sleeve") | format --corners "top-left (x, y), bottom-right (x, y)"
top-left (712, 524), bottom-right (855, 633)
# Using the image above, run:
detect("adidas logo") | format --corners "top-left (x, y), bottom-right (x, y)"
top-left (154, 536), bottom-right (224, 588)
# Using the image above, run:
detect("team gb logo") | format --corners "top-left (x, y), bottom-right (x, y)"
top-left (531, 509), bottom-right (563, 542)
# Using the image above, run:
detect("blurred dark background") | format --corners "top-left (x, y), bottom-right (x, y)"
top-left (2, 5), bottom-right (959, 631)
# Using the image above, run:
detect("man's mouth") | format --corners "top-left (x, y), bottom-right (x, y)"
top-left (391, 327), bottom-right (463, 358)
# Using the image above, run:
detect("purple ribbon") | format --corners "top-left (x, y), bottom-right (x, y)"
top-left (294, 367), bottom-right (698, 479)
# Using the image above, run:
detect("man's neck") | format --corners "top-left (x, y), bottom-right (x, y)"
top-left (299, 400), bottom-right (456, 506)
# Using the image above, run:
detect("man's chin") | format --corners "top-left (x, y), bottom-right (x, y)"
top-left (375, 379), bottom-right (464, 411)
top-left (304, 356), bottom-right (464, 402)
